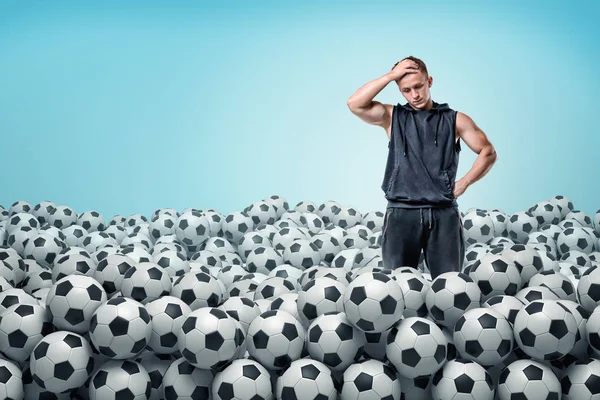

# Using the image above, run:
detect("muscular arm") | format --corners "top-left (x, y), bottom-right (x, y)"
top-left (346, 73), bottom-right (396, 134)
top-left (456, 112), bottom-right (498, 187)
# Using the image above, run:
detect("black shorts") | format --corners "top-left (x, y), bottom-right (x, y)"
top-left (381, 206), bottom-right (465, 279)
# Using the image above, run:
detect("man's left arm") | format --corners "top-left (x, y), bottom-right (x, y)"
top-left (454, 112), bottom-right (498, 196)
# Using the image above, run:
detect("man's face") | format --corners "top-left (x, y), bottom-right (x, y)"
top-left (397, 72), bottom-right (432, 109)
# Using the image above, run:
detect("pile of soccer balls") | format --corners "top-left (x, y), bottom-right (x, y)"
top-left (0, 194), bottom-right (599, 400)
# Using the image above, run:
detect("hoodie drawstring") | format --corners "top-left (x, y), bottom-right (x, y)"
top-left (401, 101), bottom-right (446, 157)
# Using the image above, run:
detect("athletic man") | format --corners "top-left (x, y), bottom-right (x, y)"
top-left (346, 56), bottom-right (498, 278)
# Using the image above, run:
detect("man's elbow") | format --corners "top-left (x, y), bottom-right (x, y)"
top-left (484, 146), bottom-right (497, 160)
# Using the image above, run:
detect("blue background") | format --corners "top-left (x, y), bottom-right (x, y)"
top-left (1, 0), bottom-right (598, 220)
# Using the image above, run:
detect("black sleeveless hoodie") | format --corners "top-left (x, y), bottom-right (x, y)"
top-left (381, 100), bottom-right (461, 209)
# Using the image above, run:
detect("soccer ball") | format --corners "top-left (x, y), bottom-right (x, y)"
top-left (513, 299), bottom-right (578, 360)
top-left (162, 357), bottom-right (213, 400)
top-left (254, 277), bottom-right (297, 301)
top-left (89, 296), bottom-right (153, 359)
top-left (461, 210), bottom-right (495, 246)
top-left (528, 270), bottom-right (576, 302)
top-left (507, 212), bottom-right (539, 244)
top-left (501, 244), bottom-right (544, 284)
top-left (585, 305), bottom-right (600, 357)
top-left (0, 288), bottom-right (38, 314)
top-left (177, 307), bottom-right (245, 371)
top-left (120, 244), bottom-right (152, 264)
top-left (171, 271), bottom-right (223, 310)
top-left (312, 267), bottom-right (352, 286)
top-left (497, 359), bottom-right (560, 400)
top-left (245, 245), bottom-right (284, 275)
top-left (299, 212), bottom-right (326, 235)
top-left (81, 231), bottom-right (119, 254)
top-left (153, 249), bottom-right (190, 278)
top-left (297, 277), bottom-right (346, 327)
top-left (528, 200), bottom-right (562, 226)
top-left (135, 352), bottom-right (174, 400)
top-left (361, 329), bottom-right (391, 362)
top-left (93, 253), bottom-right (136, 295)
top-left (399, 375), bottom-right (431, 400)
top-left (386, 317), bottom-right (448, 378)
top-left (275, 359), bottom-right (336, 400)
top-left (482, 295), bottom-right (524, 325)
top-left (23, 232), bottom-right (66, 269)
top-left (226, 278), bottom-right (259, 300)
top-left (317, 201), bottom-right (341, 225)
top-left (89, 359), bottom-right (151, 400)
top-left (218, 296), bottom-right (261, 333)
top-left (45, 274), bottom-right (107, 333)
top-left (339, 359), bottom-right (401, 400)
top-left (269, 293), bottom-right (302, 322)
top-left (217, 265), bottom-right (248, 287)
top-left (515, 285), bottom-right (559, 304)
top-left (425, 272), bottom-right (481, 329)
top-left (21, 269), bottom-right (53, 295)
top-left (306, 311), bottom-right (365, 372)
top-left (431, 359), bottom-right (495, 400)
top-left (343, 272), bottom-right (404, 333)
top-left (52, 253), bottom-right (95, 283)
top-left (47, 205), bottom-right (77, 229)
top-left (145, 295), bottom-right (192, 354)
top-left (468, 253), bottom-right (523, 302)
top-left (393, 272), bottom-right (430, 318)
top-left (576, 265), bottom-right (600, 313)
top-left (30, 330), bottom-right (94, 394)
top-left (237, 231), bottom-right (270, 261)
top-left (7, 226), bottom-right (38, 258)
top-left (103, 224), bottom-right (128, 244)
top-left (309, 233), bottom-right (342, 266)
top-left (282, 239), bottom-right (322, 270)
top-left (32, 200), bottom-right (56, 225)
top-left (556, 227), bottom-right (595, 256)
top-left (556, 299), bottom-right (590, 359)
top-left (561, 358), bottom-right (600, 400)
top-left (245, 200), bottom-right (278, 227)
top-left (222, 211), bottom-right (254, 245)
top-left (77, 211), bottom-right (106, 233)
top-left (268, 264), bottom-right (304, 281)
top-left (149, 212), bottom-right (178, 240)
top-left (247, 310), bottom-right (306, 370)
top-left (0, 358), bottom-right (23, 400)
top-left (212, 358), bottom-right (273, 400)
top-left (174, 210), bottom-right (211, 247)
top-left (0, 303), bottom-right (54, 362)
top-left (120, 262), bottom-right (172, 304)
top-left (453, 307), bottom-right (514, 366)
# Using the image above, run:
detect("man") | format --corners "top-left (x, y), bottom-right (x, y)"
top-left (346, 56), bottom-right (497, 278)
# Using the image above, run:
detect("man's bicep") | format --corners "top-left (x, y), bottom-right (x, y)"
top-left (350, 101), bottom-right (393, 129)
top-left (457, 112), bottom-right (495, 155)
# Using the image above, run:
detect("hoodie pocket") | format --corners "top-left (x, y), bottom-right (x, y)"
top-left (442, 170), bottom-right (454, 197)
top-left (385, 166), bottom-right (399, 195)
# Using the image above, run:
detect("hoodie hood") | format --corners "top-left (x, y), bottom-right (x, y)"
top-left (397, 100), bottom-right (451, 157)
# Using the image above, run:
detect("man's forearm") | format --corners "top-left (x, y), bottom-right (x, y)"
top-left (461, 147), bottom-right (498, 187)
top-left (347, 72), bottom-right (396, 108)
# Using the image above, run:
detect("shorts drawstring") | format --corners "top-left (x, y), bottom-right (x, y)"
top-left (420, 208), bottom-right (433, 229)
top-left (429, 208), bottom-right (432, 229)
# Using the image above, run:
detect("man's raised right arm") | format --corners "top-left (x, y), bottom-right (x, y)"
top-left (346, 73), bottom-right (396, 131)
